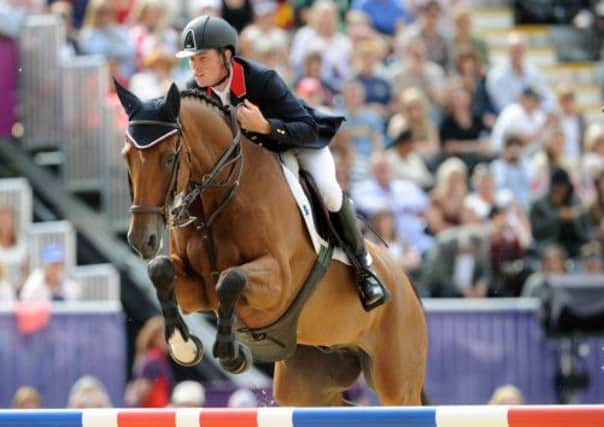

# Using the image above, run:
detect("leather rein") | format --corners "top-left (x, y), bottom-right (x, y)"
top-left (128, 109), bottom-right (243, 282)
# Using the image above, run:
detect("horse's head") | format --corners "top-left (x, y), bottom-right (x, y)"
top-left (115, 79), bottom-right (182, 259)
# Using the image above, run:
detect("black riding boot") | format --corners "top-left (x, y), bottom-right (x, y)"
top-left (331, 195), bottom-right (389, 311)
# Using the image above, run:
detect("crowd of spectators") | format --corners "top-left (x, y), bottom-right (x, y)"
top-left (2, 0), bottom-right (604, 300)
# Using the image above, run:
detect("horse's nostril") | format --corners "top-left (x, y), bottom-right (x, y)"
top-left (147, 234), bottom-right (157, 250)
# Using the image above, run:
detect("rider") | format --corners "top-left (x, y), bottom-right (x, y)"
top-left (175, 15), bottom-right (387, 311)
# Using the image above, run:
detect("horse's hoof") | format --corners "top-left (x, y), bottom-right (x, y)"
top-left (168, 329), bottom-right (204, 367)
top-left (212, 335), bottom-right (236, 359)
top-left (219, 343), bottom-right (252, 374)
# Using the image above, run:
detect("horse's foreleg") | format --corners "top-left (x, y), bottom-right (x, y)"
top-left (148, 255), bottom-right (204, 367)
top-left (211, 267), bottom-right (253, 373)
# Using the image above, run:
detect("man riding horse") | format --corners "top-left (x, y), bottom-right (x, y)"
top-left (176, 16), bottom-right (387, 311)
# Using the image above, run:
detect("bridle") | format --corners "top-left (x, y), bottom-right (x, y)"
top-left (128, 119), bottom-right (185, 219)
top-left (127, 108), bottom-right (243, 282)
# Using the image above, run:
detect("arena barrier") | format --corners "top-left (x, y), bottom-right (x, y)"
top-left (0, 406), bottom-right (603, 427)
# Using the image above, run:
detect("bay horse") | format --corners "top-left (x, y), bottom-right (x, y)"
top-left (116, 81), bottom-right (427, 406)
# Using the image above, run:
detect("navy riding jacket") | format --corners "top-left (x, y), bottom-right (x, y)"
top-left (186, 56), bottom-right (344, 152)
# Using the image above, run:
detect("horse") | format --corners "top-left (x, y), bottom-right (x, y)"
top-left (116, 80), bottom-right (427, 406)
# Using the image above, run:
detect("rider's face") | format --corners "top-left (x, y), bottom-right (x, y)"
top-left (189, 50), bottom-right (226, 88)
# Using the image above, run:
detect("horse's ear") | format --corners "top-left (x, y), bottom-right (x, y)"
top-left (164, 82), bottom-right (180, 119)
top-left (113, 77), bottom-right (142, 118)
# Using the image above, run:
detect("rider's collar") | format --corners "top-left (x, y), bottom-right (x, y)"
top-left (206, 58), bottom-right (246, 101)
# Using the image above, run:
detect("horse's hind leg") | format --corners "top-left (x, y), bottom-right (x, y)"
top-left (364, 278), bottom-right (427, 405)
top-left (148, 255), bottom-right (203, 366)
top-left (273, 345), bottom-right (362, 406)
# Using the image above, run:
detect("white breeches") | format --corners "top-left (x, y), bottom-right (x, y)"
top-left (287, 147), bottom-right (343, 212)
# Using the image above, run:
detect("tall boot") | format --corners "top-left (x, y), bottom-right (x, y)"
top-left (330, 195), bottom-right (389, 311)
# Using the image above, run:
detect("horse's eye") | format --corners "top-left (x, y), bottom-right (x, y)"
top-left (164, 153), bottom-right (177, 167)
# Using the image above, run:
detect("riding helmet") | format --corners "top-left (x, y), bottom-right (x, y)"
top-left (176, 16), bottom-right (238, 58)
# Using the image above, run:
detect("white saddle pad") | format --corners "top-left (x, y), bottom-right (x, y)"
top-left (279, 152), bottom-right (371, 266)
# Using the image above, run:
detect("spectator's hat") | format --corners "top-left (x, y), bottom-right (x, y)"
top-left (42, 243), bottom-right (64, 264)
top-left (521, 86), bottom-right (542, 100)
top-left (296, 77), bottom-right (323, 98)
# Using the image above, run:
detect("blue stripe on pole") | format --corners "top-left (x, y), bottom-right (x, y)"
top-left (0, 410), bottom-right (82, 427)
top-left (292, 407), bottom-right (436, 427)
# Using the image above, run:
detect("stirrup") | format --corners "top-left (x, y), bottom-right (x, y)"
top-left (357, 269), bottom-right (390, 312)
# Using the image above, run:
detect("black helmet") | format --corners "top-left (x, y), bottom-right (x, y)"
top-left (176, 16), bottom-right (238, 58)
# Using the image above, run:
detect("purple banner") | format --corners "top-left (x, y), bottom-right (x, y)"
top-left (0, 36), bottom-right (17, 137)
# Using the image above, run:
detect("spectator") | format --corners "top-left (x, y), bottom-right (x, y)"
top-left (49, 1), bottom-right (81, 60)
top-left (350, 0), bottom-right (413, 36)
top-left (421, 224), bottom-right (492, 298)
top-left (0, 262), bottom-right (14, 301)
top-left (455, 49), bottom-right (497, 130)
top-left (367, 207), bottom-right (422, 279)
top-left (385, 117), bottom-right (434, 190)
top-left (227, 388), bottom-right (258, 408)
top-left (393, 87), bottom-right (440, 162)
top-left (529, 167), bottom-right (591, 258)
top-left (522, 244), bottom-right (569, 297)
top-left (491, 134), bottom-right (533, 210)
top-left (11, 385), bottom-right (42, 409)
top-left (530, 125), bottom-right (576, 197)
top-left (170, 380), bottom-right (206, 407)
top-left (380, 37), bottom-right (445, 111)
top-left (125, 316), bottom-right (174, 408)
top-left (490, 86), bottom-right (547, 154)
top-left (489, 205), bottom-right (531, 297)
top-left (352, 153), bottom-right (433, 255)
top-left (20, 243), bottom-right (79, 302)
top-left (449, 4), bottom-right (489, 70)
top-left (344, 10), bottom-right (375, 46)
top-left (578, 240), bottom-right (603, 273)
top-left (0, 205), bottom-right (28, 293)
top-left (486, 32), bottom-right (553, 113)
top-left (294, 50), bottom-right (336, 106)
top-left (129, 48), bottom-right (179, 100)
top-left (464, 164), bottom-right (498, 223)
top-left (67, 375), bottom-right (112, 408)
top-left (400, 0), bottom-right (450, 70)
top-left (556, 84), bottom-right (585, 165)
top-left (577, 124), bottom-right (604, 205)
top-left (296, 77), bottom-right (327, 109)
top-left (488, 384), bottom-right (525, 405)
top-left (338, 80), bottom-right (385, 182)
top-left (290, 0), bottom-right (352, 92)
top-left (352, 37), bottom-right (392, 114)
top-left (588, 170), bottom-right (604, 246)
top-left (240, 0), bottom-right (289, 64)
top-left (128, 0), bottom-right (179, 67)
top-left (190, 0), bottom-right (222, 17)
top-left (221, 0), bottom-right (254, 33)
top-left (426, 157), bottom-right (470, 235)
top-left (79, 0), bottom-right (137, 79)
top-left (439, 78), bottom-right (492, 171)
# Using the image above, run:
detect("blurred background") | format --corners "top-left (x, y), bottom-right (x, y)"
top-left (1, 0), bottom-right (604, 410)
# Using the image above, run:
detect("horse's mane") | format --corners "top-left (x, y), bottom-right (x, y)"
top-left (180, 89), bottom-right (231, 118)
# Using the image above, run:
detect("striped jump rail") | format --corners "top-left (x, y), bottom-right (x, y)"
top-left (0, 406), bottom-right (603, 427)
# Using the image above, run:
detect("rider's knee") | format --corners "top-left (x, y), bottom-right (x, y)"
top-left (319, 183), bottom-right (343, 212)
